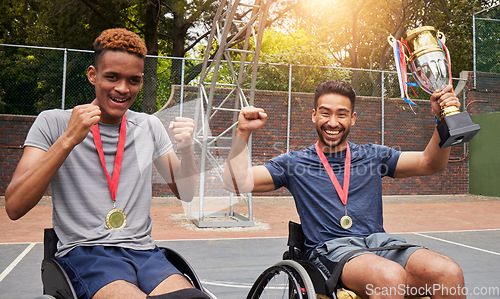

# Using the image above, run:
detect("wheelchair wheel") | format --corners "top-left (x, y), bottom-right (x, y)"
top-left (247, 260), bottom-right (316, 299)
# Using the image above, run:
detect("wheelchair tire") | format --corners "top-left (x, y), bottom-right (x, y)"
top-left (246, 260), bottom-right (316, 299)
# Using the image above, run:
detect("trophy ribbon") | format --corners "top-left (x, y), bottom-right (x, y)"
top-left (92, 111), bottom-right (127, 229)
top-left (389, 37), bottom-right (418, 107)
top-left (315, 142), bottom-right (352, 230)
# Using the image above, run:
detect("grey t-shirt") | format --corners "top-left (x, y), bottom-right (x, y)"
top-left (25, 109), bottom-right (172, 257)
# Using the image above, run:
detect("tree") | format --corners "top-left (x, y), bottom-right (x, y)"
top-left (290, 0), bottom-right (415, 93)
top-left (475, 7), bottom-right (500, 73)
top-left (0, 0), bottom-right (49, 114)
top-left (1, 0), bottom-right (219, 113)
top-left (1, 0), bottom-right (299, 114)
top-left (38, 0), bottom-right (220, 113)
top-left (257, 28), bottom-right (347, 93)
top-left (288, 0), bottom-right (499, 94)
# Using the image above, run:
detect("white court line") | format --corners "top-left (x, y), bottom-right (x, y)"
top-left (1, 229), bottom-right (499, 246)
top-left (0, 242), bottom-right (36, 282)
top-left (156, 236), bottom-right (288, 242)
top-left (0, 241), bottom-right (43, 245)
top-left (157, 229), bottom-right (500, 242)
top-left (397, 228), bottom-right (500, 234)
top-left (201, 280), bottom-right (253, 289)
top-left (1, 229), bottom-right (498, 246)
top-left (202, 280), bottom-right (287, 290)
top-left (413, 232), bottom-right (500, 256)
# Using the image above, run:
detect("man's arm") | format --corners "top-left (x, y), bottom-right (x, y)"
top-left (154, 117), bottom-right (197, 202)
top-left (222, 107), bottom-right (276, 193)
top-left (394, 85), bottom-right (460, 178)
top-left (5, 104), bottom-right (101, 220)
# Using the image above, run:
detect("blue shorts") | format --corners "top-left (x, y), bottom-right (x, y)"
top-left (57, 246), bottom-right (183, 299)
top-left (309, 233), bottom-right (424, 276)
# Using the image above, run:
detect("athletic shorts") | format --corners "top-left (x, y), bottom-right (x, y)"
top-left (308, 233), bottom-right (424, 277)
top-left (57, 246), bottom-right (183, 299)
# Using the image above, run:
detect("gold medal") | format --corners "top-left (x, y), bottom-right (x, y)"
top-left (340, 215), bottom-right (353, 229)
top-left (106, 208), bottom-right (127, 229)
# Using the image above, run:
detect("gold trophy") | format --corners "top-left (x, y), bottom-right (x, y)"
top-left (388, 26), bottom-right (480, 148)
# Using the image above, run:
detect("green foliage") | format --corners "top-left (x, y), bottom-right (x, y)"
top-left (256, 28), bottom-right (342, 92)
top-left (0, 46), bottom-right (96, 115)
top-left (288, 0), bottom-right (499, 78)
top-left (0, 0), bottom-right (219, 114)
top-left (1, 0), bottom-right (498, 114)
top-left (475, 7), bottom-right (500, 73)
top-left (0, 48), bottom-right (40, 114)
top-left (0, 0), bottom-right (40, 45)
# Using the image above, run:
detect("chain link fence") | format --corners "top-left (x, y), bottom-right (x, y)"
top-left (473, 4), bottom-right (500, 89)
top-left (1, 41), bottom-right (497, 154)
top-left (0, 43), bottom-right (447, 116)
top-left (0, 45), bottom-right (180, 115)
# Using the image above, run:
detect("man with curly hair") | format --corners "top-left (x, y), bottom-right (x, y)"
top-left (6, 28), bottom-right (209, 299)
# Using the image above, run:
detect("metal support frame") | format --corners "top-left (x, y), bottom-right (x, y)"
top-left (188, 0), bottom-right (270, 227)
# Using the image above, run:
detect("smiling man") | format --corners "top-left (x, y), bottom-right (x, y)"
top-left (223, 80), bottom-right (465, 298)
top-left (5, 28), bottom-right (208, 299)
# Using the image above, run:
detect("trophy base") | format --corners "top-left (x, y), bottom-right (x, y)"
top-left (437, 111), bottom-right (481, 148)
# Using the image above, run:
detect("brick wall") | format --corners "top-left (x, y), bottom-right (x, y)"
top-left (2, 71), bottom-right (497, 196)
top-left (0, 114), bottom-right (36, 195)
top-left (464, 71), bottom-right (500, 115)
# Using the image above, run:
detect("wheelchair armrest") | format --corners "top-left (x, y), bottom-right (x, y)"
top-left (44, 228), bottom-right (59, 260)
top-left (287, 221), bottom-right (304, 248)
top-left (287, 221), bottom-right (306, 260)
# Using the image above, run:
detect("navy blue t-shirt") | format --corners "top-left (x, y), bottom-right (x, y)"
top-left (264, 141), bottom-right (401, 256)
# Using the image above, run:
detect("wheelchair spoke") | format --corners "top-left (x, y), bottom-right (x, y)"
top-left (247, 260), bottom-right (316, 299)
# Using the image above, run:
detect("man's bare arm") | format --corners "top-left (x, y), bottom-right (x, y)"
top-left (155, 147), bottom-right (197, 202)
top-left (5, 104), bottom-right (101, 220)
top-left (223, 107), bottom-right (276, 193)
top-left (154, 117), bottom-right (197, 202)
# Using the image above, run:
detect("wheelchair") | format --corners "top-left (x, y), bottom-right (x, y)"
top-left (246, 221), bottom-right (430, 299)
top-left (40, 228), bottom-right (212, 299)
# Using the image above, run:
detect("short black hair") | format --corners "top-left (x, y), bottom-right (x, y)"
top-left (314, 80), bottom-right (356, 111)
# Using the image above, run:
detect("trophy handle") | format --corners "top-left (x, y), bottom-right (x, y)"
top-left (437, 31), bottom-right (446, 44)
top-left (387, 35), bottom-right (409, 60)
top-left (387, 35), bottom-right (397, 46)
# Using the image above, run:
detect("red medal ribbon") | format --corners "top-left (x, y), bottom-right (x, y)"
top-left (315, 142), bottom-right (351, 206)
top-left (91, 113), bottom-right (127, 203)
